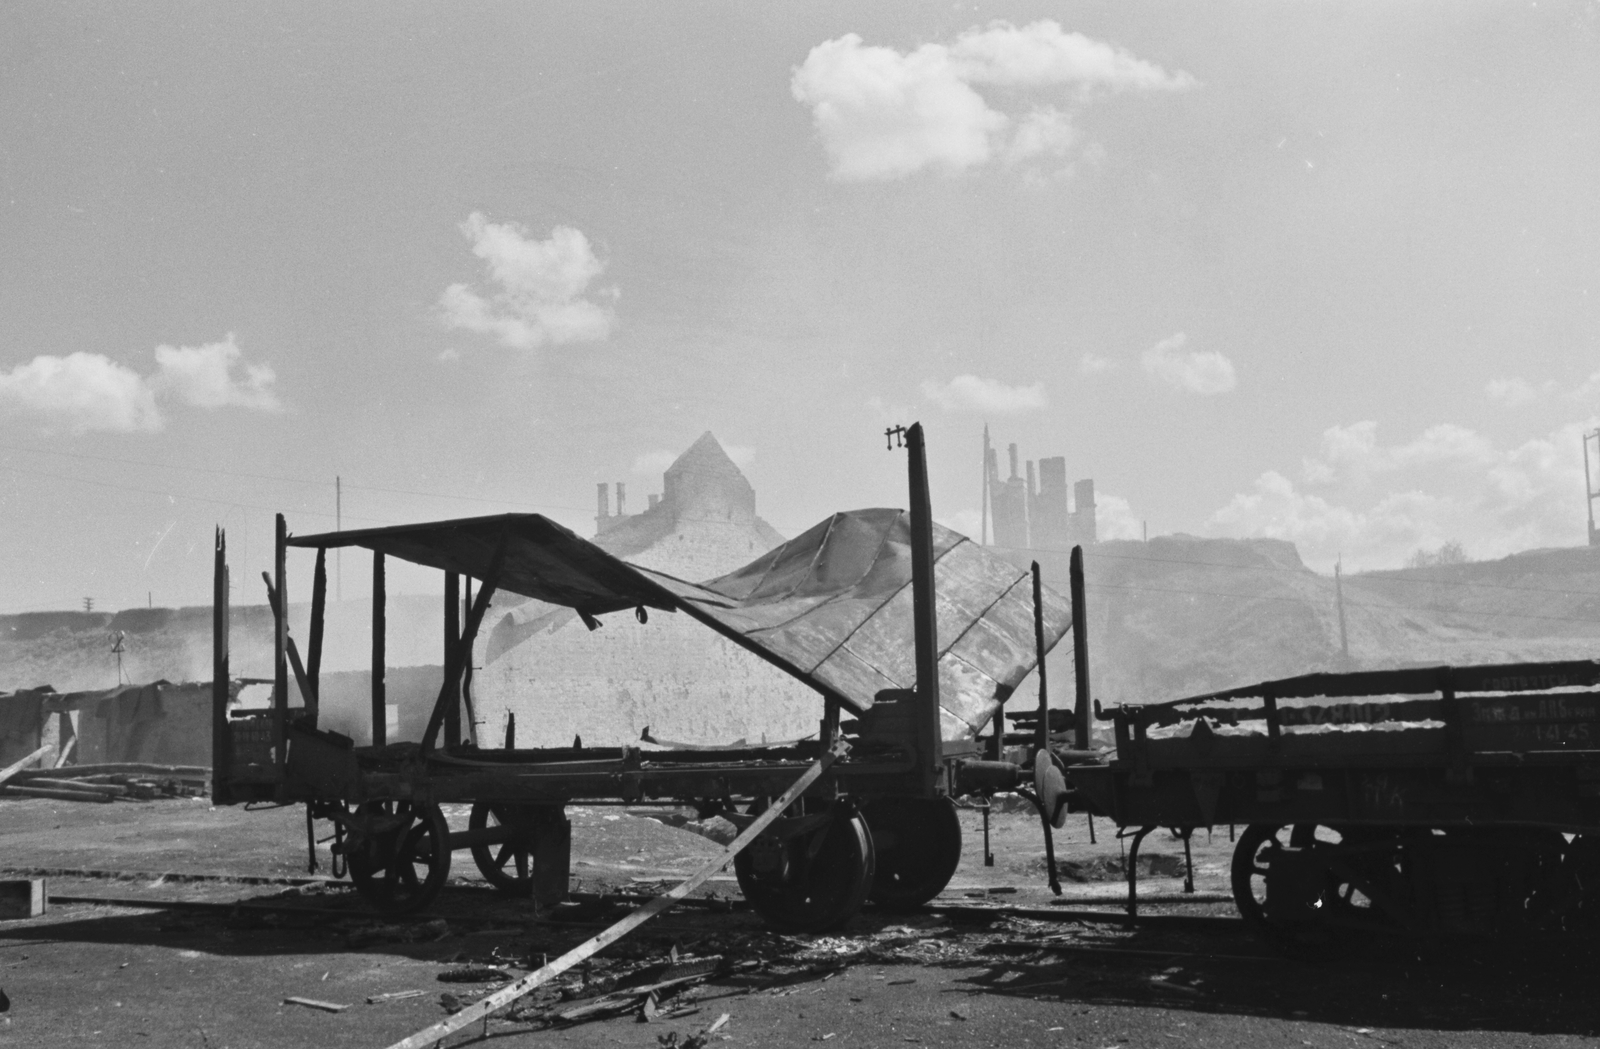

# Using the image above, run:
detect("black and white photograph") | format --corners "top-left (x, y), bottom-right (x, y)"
top-left (1, 3), bottom-right (1598, 1047)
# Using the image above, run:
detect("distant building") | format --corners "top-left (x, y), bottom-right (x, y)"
top-left (984, 429), bottom-right (1095, 551)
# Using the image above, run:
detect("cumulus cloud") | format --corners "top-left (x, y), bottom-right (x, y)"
top-left (439, 212), bottom-right (615, 350)
top-left (1094, 493), bottom-right (1145, 541)
top-left (0, 352), bottom-right (161, 434)
top-left (152, 333), bottom-right (280, 410)
top-left (922, 374), bottom-right (1047, 414)
top-left (1078, 352), bottom-right (1114, 375)
top-left (1572, 370), bottom-right (1600, 402)
top-left (0, 335), bottom-right (280, 435)
top-left (1140, 333), bottom-right (1236, 395)
top-left (1485, 377), bottom-right (1550, 407)
top-left (1210, 418), bottom-right (1598, 571)
top-left (790, 20), bottom-right (1194, 181)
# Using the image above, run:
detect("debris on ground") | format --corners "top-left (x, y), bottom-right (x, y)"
top-left (283, 996), bottom-right (349, 1013)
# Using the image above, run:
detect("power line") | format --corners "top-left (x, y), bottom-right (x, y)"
top-left (1085, 579), bottom-right (1600, 628)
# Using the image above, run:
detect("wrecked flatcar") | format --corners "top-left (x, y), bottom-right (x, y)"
top-left (1053, 661), bottom-right (1600, 942)
top-left (209, 424), bottom-right (1073, 933)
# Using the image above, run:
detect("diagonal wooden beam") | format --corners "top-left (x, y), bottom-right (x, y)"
top-left (421, 534), bottom-right (508, 753)
top-left (262, 572), bottom-right (317, 721)
top-left (383, 744), bottom-right (843, 1049)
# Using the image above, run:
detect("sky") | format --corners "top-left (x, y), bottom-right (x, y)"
top-left (1, 0), bottom-right (1597, 614)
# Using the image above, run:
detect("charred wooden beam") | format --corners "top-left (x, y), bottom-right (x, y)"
top-left (212, 527), bottom-right (231, 803)
top-left (372, 551), bottom-right (387, 748)
top-left (273, 513), bottom-right (288, 782)
top-left (1070, 545), bottom-right (1091, 751)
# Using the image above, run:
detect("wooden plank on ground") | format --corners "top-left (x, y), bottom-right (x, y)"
top-left (382, 745), bottom-right (842, 1049)
top-left (0, 745), bottom-right (52, 787)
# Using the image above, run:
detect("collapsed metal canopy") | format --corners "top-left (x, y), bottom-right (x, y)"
top-left (636, 508), bottom-right (1074, 739)
top-left (287, 513), bottom-right (679, 616)
top-left (290, 508), bottom-right (1073, 739)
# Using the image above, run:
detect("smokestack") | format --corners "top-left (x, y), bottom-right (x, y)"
top-left (616, 482), bottom-right (627, 516)
top-left (1026, 460), bottom-right (1036, 498)
top-left (1008, 443), bottom-right (1019, 481)
top-left (596, 482), bottom-right (610, 535)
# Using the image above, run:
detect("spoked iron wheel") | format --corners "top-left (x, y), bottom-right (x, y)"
top-left (1232, 823), bottom-right (1401, 945)
top-left (346, 800), bottom-right (451, 915)
top-left (468, 801), bottom-right (538, 896)
top-left (862, 796), bottom-right (962, 912)
top-left (735, 799), bottom-right (875, 933)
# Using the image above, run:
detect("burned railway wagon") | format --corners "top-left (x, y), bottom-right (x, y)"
top-left (208, 424), bottom-right (1074, 932)
top-left (1057, 663), bottom-right (1600, 942)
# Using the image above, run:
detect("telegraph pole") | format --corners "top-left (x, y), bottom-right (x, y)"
top-left (1335, 555), bottom-right (1350, 664)
top-left (1585, 430), bottom-right (1599, 548)
top-left (980, 425), bottom-right (991, 545)
top-left (336, 475), bottom-right (343, 601)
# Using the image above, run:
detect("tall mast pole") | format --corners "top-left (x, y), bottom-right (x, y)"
top-left (980, 424), bottom-right (990, 546)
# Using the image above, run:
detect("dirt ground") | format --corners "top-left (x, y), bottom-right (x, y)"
top-left (1, 797), bottom-right (1597, 1049)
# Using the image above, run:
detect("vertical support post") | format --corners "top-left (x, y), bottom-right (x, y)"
top-left (904, 423), bottom-right (943, 796)
top-left (212, 527), bottom-right (231, 803)
top-left (980, 424), bottom-right (990, 547)
top-left (444, 572), bottom-right (461, 749)
top-left (273, 513), bottom-right (288, 780)
top-left (1069, 545), bottom-right (1092, 751)
top-left (1334, 555), bottom-right (1350, 664)
top-left (372, 551), bottom-right (387, 748)
top-left (305, 547), bottom-right (326, 727)
top-left (461, 577), bottom-right (477, 746)
top-left (1032, 561), bottom-right (1050, 755)
top-left (1586, 429), bottom-right (1597, 547)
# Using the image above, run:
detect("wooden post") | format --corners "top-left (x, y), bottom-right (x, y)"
top-left (905, 423), bottom-right (943, 796)
top-left (306, 547), bottom-right (327, 726)
top-left (444, 572), bottom-right (461, 749)
top-left (1069, 545), bottom-right (1091, 751)
top-left (273, 513), bottom-right (288, 781)
top-left (421, 553), bottom-right (503, 753)
top-left (372, 551), bottom-right (386, 748)
top-left (212, 527), bottom-right (231, 802)
top-left (461, 577), bottom-right (477, 746)
top-left (1032, 561), bottom-right (1050, 756)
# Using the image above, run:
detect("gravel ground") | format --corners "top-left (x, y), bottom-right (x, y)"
top-left (1, 797), bottom-right (1596, 1049)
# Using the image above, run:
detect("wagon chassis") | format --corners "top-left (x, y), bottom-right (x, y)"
top-left (210, 424), bottom-right (1049, 931)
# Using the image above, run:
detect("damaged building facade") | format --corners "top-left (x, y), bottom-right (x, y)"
top-left (984, 426), bottom-right (1096, 552)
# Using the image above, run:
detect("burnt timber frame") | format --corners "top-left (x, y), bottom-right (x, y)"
top-left (1062, 658), bottom-right (1600, 917)
top-left (214, 423), bottom-right (963, 816)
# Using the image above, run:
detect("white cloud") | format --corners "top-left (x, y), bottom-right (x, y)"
top-left (437, 347), bottom-right (461, 363)
top-left (0, 352), bottom-right (161, 434)
top-left (1210, 418), bottom-right (1598, 571)
top-left (1485, 376), bottom-right (1550, 407)
top-left (1078, 352), bottom-right (1114, 375)
top-left (921, 374), bottom-right (1047, 414)
top-left (439, 212), bottom-right (615, 350)
top-left (1094, 493), bottom-right (1145, 541)
top-left (790, 21), bottom-right (1193, 181)
top-left (1140, 333), bottom-right (1236, 395)
top-left (938, 508), bottom-right (983, 539)
top-left (0, 336), bottom-right (280, 435)
top-left (1572, 370), bottom-right (1600, 402)
top-left (723, 444), bottom-right (756, 468)
top-left (152, 333), bottom-right (280, 410)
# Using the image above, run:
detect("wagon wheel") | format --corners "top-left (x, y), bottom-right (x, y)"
top-left (735, 800), bottom-right (875, 933)
top-left (346, 800), bottom-right (451, 915)
top-left (468, 802), bottom-right (538, 896)
top-left (1232, 823), bottom-right (1402, 943)
top-left (862, 796), bottom-right (962, 912)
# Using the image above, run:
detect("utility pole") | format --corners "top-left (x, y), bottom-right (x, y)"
top-left (1585, 430), bottom-right (1600, 548)
top-left (1334, 555), bottom-right (1350, 664)
top-left (980, 425), bottom-right (991, 545)
top-left (336, 475), bottom-right (343, 601)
